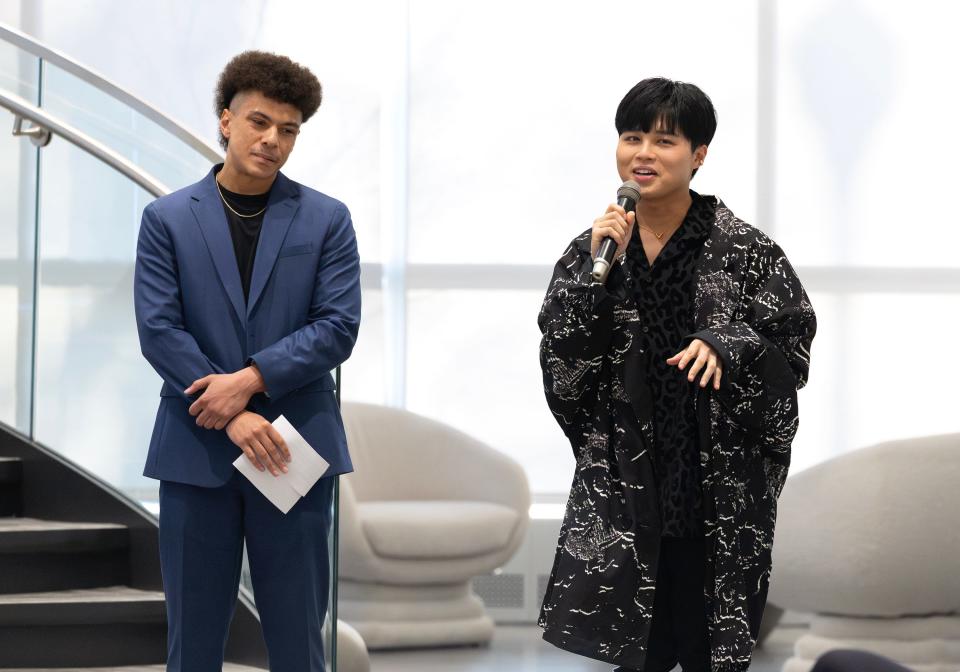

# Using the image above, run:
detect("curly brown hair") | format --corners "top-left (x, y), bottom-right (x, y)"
top-left (214, 51), bottom-right (322, 150)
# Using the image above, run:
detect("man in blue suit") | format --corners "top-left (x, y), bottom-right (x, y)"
top-left (134, 51), bottom-right (360, 671)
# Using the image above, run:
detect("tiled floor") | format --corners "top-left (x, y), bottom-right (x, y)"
top-left (368, 624), bottom-right (804, 671)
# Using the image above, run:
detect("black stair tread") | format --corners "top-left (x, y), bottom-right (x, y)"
top-left (0, 518), bottom-right (128, 553)
top-left (0, 586), bottom-right (165, 626)
top-left (0, 585), bottom-right (163, 604)
top-left (0, 666), bottom-right (266, 671)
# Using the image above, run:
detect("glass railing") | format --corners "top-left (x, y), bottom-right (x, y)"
top-left (0, 24), bottom-right (338, 669)
top-left (0, 39), bottom-right (40, 437)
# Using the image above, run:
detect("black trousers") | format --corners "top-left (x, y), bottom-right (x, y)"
top-left (812, 650), bottom-right (911, 672)
top-left (617, 536), bottom-right (711, 672)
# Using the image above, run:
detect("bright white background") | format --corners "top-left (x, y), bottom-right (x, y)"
top-left (1, 0), bottom-right (958, 497)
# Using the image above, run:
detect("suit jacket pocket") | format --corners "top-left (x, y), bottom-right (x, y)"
top-left (278, 243), bottom-right (314, 258)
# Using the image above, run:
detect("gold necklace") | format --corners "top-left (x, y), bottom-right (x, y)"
top-left (639, 224), bottom-right (666, 241)
top-left (216, 178), bottom-right (267, 218)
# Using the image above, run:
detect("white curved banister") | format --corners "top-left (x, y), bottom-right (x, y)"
top-left (1, 89), bottom-right (170, 197)
top-left (0, 22), bottom-right (222, 164)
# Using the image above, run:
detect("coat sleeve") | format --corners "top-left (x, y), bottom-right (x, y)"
top-left (249, 202), bottom-right (361, 399)
top-left (134, 202), bottom-right (225, 400)
top-left (687, 237), bottom-right (816, 448)
top-left (538, 237), bottom-right (629, 435)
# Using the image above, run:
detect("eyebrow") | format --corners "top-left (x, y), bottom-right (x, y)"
top-left (248, 110), bottom-right (300, 129)
top-left (621, 129), bottom-right (679, 137)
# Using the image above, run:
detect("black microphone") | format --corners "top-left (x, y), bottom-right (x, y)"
top-left (591, 180), bottom-right (641, 283)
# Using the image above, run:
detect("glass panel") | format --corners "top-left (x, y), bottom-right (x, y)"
top-left (0, 40), bottom-right (39, 102)
top-left (406, 286), bottom-right (960, 494)
top-left (32, 137), bottom-right (159, 501)
top-left (40, 61), bottom-right (214, 192)
top-left (793, 291), bottom-right (960, 475)
top-left (774, 1), bottom-right (960, 266)
top-left (0, 100), bottom-right (39, 434)
top-left (0, 45), bottom-right (39, 435)
top-left (340, 288), bottom-right (386, 404)
top-left (32, 2), bottom-right (383, 264)
top-left (406, 289), bottom-right (571, 493)
top-left (253, 1), bottom-right (385, 264)
top-left (407, 0), bottom-right (760, 264)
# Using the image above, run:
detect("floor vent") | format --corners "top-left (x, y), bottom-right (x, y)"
top-left (472, 572), bottom-right (525, 609)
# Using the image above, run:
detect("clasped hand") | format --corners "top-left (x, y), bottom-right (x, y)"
top-left (186, 367), bottom-right (288, 476)
top-left (667, 339), bottom-right (723, 391)
top-left (185, 366), bottom-right (264, 430)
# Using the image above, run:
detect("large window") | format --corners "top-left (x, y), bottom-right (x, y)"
top-left (10, 0), bottom-right (959, 497)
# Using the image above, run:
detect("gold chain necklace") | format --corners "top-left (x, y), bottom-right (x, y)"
top-left (638, 224), bottom-right (666, 241)
top-left (216, 178), bottom-right (267, 218)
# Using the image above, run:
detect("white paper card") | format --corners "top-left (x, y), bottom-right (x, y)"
top-left (272, 414), bottom-right (330, 497)
top-left (232, 414), bottom-right (330, 513)
top-left (234, 455), bottom-right (301, 514)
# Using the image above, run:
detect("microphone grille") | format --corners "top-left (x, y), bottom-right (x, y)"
top-left (617, 180), bottom-right (642, 204)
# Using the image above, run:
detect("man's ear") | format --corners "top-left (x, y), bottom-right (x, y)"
top-left (219, 109), bottom-right (232, 142)
top-left (693, 144), bottom-right (708, 167)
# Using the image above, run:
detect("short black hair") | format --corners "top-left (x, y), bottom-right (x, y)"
top-left (214, 51), bottom-right (323, 150)
top-left (615, 77), bottom-right (717, 152)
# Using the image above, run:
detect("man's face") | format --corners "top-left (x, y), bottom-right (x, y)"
top-left (616, 122), bottom-right (706, 201)
top-left (219, 90), bottom-right (302, 182)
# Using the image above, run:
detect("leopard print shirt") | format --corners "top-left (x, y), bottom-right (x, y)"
top-left (629, 193), bottom-right (714, 538)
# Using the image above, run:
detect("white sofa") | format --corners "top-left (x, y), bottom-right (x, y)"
top-left (337, 402), bottom-right (530, 649)
top-left (768, 433), bottom-right (960, 672)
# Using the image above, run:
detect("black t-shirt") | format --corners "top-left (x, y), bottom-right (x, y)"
top-left (216, 178), bottom-right (270, 301)
top-left (630, 192), bottom-right (715, 538)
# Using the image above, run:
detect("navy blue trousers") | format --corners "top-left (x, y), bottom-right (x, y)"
top-left (159, 471), bottom-right (335, 672)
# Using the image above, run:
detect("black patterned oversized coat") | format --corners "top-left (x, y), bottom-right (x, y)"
top-left (538, 197), bottom-right (816, 671)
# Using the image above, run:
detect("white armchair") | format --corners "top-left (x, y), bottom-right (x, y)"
top-left (769, 433), bottom-right (960, 672)
top-left (338, 402), bottom-right (530, 649)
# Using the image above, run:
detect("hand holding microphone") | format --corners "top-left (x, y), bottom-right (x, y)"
top-left (591, 180), bottom-right (641, 283)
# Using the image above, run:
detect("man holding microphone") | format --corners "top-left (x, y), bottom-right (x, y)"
top-left (537, 78), bottom-right (816, 672)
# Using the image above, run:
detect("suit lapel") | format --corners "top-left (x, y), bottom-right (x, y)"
top-left (246, 172), bottom-right (300, 317)
top-left (192, 170), bottom-right (245, 323)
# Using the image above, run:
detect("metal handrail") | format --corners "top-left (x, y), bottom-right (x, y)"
top-left (0, 22), bottom-right (222, 163)
top-left (1, 89), bottom-right (170, 197)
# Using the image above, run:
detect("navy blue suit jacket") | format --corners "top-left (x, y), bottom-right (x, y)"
top-left (134, 167), bottom-right (361, 487)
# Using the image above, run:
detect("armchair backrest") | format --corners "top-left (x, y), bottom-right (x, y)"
top-left (340, 402), bottom-right (529, 512)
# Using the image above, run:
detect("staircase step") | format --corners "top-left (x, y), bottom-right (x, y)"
top-left (0, 586), bottom-right (170, 666)
top-left (0, 519), bottom-right (129, 593)
top-left (0, 518), bottom-right (127, 553)
top-left (0, 457), bottom-right (22, 517)
top-left (0, 586), bottom-right (165, 626)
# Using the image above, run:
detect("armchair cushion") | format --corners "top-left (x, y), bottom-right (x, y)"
top-left (358, 500), bottom-right (519, 560)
